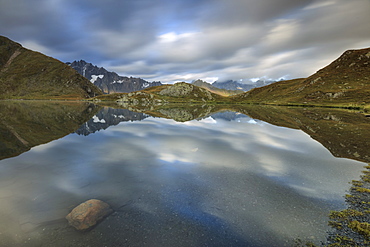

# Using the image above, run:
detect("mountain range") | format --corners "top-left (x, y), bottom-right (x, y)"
top-left (0, 36), bottom-right (102, 100)
top-left (191, 79), bottom-right (243, 96)
top-left (0, 35), bottom-right (369, 109)
top-left (191, 79), bottom-right (276, 96)
top-left (97, 46), bottom-right (369, 109)
top-left (212, 79), bottom-right (275, 91)
top-left (68, 60), bottom-right (272, 95)
top-left (68, 60), bottom-right (162, 94)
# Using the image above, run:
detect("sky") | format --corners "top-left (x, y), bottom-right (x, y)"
top-left (1, 0), bottom-right (370, 84)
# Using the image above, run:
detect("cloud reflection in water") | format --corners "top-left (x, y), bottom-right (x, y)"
top-left (0, 113), bottom-right (365, 246)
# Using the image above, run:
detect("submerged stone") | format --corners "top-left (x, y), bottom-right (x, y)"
top-left (66, 199), bottom-right (113, 231)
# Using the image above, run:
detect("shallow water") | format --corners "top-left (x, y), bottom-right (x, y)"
top-left (0, 103), bottom-right (367, 246)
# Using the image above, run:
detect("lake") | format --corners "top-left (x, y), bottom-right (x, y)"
top-left (0, 101), bottom-right (369, 246)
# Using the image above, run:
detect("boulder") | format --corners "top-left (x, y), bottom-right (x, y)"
top-left (66, 199), bottom-right (113, 231)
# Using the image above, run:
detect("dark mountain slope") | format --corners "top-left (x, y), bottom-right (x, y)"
top-left (0, 101), bottom-right (99, 160)
top-left (68, 60), bottom-right (162, 94)
top-left (0, 36), bottom-right (102, 99)
top-left (235, 47), bottom-right (370, 107)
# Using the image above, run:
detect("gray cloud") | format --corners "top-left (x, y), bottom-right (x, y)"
top-left (0, 0), bottom-right (369, 83)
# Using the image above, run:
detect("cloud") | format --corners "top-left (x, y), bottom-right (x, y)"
top-left (0, 0), bottom-right (369, 83)
top-left (303, 0), bottom-right (336, 10)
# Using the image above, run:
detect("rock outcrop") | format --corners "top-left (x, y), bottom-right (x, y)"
top-left (158, 82), bottom-right (215, 102)
top-left (66, 199), bottom-right (113, 231)
top-left (159, 82), bottom-right (195, 97)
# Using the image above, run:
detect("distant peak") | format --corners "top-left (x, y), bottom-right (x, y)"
top-left (69, 60), bottom-right (90, 66)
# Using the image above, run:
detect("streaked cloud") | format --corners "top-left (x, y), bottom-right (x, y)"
top-left (0, 0), bottom-right (369, 83)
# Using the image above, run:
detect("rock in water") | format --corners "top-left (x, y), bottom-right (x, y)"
top-left (66, 199), bottom-right (113, 230)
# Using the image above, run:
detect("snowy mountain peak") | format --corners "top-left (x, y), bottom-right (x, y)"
top-left (68, 60), bottom-right (162, 93)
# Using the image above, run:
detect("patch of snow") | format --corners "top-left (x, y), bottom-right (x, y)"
top-left (250, 78), bottom-right (260, 83)
top-left (90, 75), bottom-right (104, 84)
top-left (92, 115), bottom-right (106, 123)
top-left (113, 80), bottom-right (124, 84)
top-left (143, 83), bottom-right (150, 88)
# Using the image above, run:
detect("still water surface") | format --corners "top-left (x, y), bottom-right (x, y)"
top-left (0, 103), bottom-right (366, 246)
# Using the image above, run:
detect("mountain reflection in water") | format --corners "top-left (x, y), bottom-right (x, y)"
top-left (0, 101), bottom-right (99, 160)
top-left (0, 102), bottom-right (369, 246)
top-left (75, 107), bottom-right (148, 136)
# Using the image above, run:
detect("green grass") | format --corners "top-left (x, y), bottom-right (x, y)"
top-left (0, 36), bottom-right (103, 100)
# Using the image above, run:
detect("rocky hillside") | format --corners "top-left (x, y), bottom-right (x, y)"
top-left (0, 36), bottom-right (102, 100)
top-left (68, 60), bottom-right (162, 94)
top-left (93, 82), bottom-right (230, 106)
top-left (235, 47), bottom-right (370, 107)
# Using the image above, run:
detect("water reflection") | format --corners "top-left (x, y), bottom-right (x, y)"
top-left (126, 104), bottom-right (370, 163)
top-left (75, 107), bottom-right (148, 135)
top-left (237, 105), bottom-right (370, 164)
top-left (0, 101), bottom-right (98, 160)
top-left (0, 103), bottom-right (368, 246)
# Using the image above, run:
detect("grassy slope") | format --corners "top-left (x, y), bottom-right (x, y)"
top-left (233, 78), bottom-right (306, 104)
top-left (234, 48), bottom-right (370, 108)
top-left (0, 36), bottom-right (103, 100)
